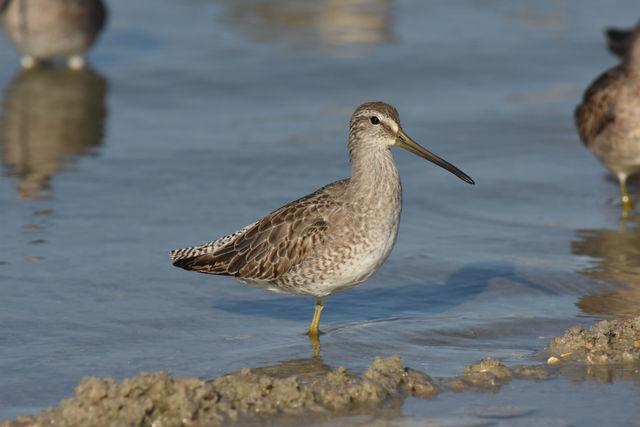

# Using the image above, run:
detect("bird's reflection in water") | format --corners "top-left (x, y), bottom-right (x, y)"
top-left (572, 214), bottom-right (640, 317)
top-left (0, 65), bottom-right (108, 200)
top-left (219, 0), bottom-right (393, 54)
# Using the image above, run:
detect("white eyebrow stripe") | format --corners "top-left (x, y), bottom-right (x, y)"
top-left (381, 117), bottom-right (399, 133)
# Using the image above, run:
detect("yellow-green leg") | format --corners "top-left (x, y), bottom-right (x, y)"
top-left (308, 299), bottom-right (325, 337)
top-left (308, 298), bottom-right (326, 356)
top-left (619, 175), bottom-right (632, 217)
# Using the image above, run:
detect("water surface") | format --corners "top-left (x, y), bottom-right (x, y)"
top-left (1, 0), bottom-right (640, 424)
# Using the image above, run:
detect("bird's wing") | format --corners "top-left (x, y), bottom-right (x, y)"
top-left (171, 180), bottom-right (347, 280)
top-left (575, 67), bottom-right (623, 145)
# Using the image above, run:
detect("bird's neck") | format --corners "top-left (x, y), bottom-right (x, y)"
top-left (348, 148), bottom-right (402, 206)
top-left (626, 35), bottom-right (640, 77)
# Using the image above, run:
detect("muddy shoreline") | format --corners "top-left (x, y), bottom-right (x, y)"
top-left (3, 316), bottom-right (640, 427)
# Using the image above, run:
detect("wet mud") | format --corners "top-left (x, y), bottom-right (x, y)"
top-left (548, 316), bottom-right (640, 365)
top-left (3, 316), bottom-right (640, 427)
top-left (0, 356), bottom-right (436, 427)
top-left (546, 316), bottom-right (640, 385)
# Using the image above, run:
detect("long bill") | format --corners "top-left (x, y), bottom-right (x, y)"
top-left (394, 129), bottom-right (475, 185)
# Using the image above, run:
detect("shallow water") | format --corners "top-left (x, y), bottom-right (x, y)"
top-left (1, 0), bottom-right (640, 424)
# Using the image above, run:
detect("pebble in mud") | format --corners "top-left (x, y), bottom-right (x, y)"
top-left (548, 316), bottom-right (640, 364)
top-left (0, 356), bottom-right (438, 427)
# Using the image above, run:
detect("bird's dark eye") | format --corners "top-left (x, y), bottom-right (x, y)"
top-left (370, 116), bottom-right (380, 125)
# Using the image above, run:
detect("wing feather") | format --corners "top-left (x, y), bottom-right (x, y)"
top-left (171, 180), bottom-right (347, 281)
top-left (575, 67), bottom-right (623, 145)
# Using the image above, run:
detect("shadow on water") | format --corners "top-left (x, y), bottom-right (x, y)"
top-left (572, 213), bottom-right (640, 317)
top-left (0, 65), bottom-right (108, 200)
top-left (218, 0), bottom-right (394, 54)
top-left (215, 261), bottom-right (554, 323)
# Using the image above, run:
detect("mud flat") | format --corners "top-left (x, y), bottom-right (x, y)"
top-left (3, 316), bottom-right (640, 427)
top-left (548, 316), bottom-right (640, 365)
top-left (0, 356), bottom-right (438, 427)
top-left (546, 316), bottom-right (640, 384)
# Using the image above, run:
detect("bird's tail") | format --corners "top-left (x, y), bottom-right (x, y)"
top-left (169, 221), bottom-right (258, 264)
top-left (170, 244), bottom-right (212, 262)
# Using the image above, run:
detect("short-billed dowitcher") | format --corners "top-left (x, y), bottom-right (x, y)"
top-left (576, 24), bottom-right (640, 213)
top-left (170, 102), bottom-right (474, 337)
top-left (0, 0), bottom-right (106, 69)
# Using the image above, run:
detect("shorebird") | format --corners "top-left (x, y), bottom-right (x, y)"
top-left (576, 24), bottom-right (640, 214)
top-left (0, 0), bottom-right (107, 69)
top-left (170, 102), bottom-right (474, 338)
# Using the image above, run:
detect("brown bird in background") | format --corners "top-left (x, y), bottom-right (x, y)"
top-left (0, 0), bottom-right (106, 69)
top-left (575, 23), bottom-right (640, 215)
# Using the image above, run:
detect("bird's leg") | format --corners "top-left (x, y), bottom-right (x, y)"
top-left (619, 174), bottom-right (633, 217)
top-left (308, 297), bottom-right (325, 337)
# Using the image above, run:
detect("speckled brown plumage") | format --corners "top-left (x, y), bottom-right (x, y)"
top-left (170, 102), bottom-right (474, 336)
top-left (575, 67), bottom-right (622, 146)
top-left (173, 180), bottom-right (340, 283)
